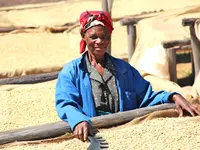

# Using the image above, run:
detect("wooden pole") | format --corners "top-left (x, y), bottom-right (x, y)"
top-left (167, 48), bottom-right (177, 82)
top-left (182, 18), bottom-right (200, 80)
top-left (127, 25), bottom-right (136, 61)
top-left (0, 72), bottom-right (59, 85)
top-left (0, 103), bottom-right (175, 145)
top-left (189, 25), bottom-right (200, 79)
top-left (120, 16), bottom-right (156, 61)
top-left (102, 0), bottom-right (113, 55)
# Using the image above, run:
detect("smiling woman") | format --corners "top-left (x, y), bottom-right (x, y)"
top-left (84, 26), bottom-right (111, 64)
top-left (55, 10), bottom-right (200, 143)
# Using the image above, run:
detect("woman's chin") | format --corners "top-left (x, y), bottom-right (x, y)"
top-left (94, 48), bottom-right (106, 53)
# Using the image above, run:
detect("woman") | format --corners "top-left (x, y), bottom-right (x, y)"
top-left (55, 10), bottom-right (200, 142)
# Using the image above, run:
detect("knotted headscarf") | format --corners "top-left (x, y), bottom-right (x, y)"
top-left (79, 11), bottom-right (114, 54)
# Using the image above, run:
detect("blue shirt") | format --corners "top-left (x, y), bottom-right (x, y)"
top-left (55, 52), bottom-right (174, 130)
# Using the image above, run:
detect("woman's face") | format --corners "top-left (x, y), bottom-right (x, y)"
top-left (83, 25), bottom-right (110, 58)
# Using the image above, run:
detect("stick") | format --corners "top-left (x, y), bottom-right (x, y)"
top-left (0, 72), bottom-right (59, 85)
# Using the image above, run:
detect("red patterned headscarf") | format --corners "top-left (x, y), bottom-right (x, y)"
top-left (79, 11), bottom-right (114, 54)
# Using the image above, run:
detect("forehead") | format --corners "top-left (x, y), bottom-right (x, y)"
top-left (85, 25), bottom-right (110, 35)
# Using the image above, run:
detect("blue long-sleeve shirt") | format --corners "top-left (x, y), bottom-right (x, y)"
top-left (55, 52), bottom-right (174, 130)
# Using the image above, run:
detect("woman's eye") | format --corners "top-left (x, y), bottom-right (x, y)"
top-left (89, 35), bottom-right (110, 40)
top-left (89, 36), bottom-right (98, 40)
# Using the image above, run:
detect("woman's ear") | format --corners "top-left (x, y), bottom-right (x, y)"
top-left (82, 34), bottom-right (86, 42)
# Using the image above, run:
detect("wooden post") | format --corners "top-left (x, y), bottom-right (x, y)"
top-left (120, 16), bottom-right (158, 61)
top-left (189, 25), bottom-right (200, 79)
top-left (167, 48), bottom-right (177, 82)
top-left (182, 18), bottom-right (200, 80)
top-left (127, 25), bottom-right (136, 61)
top-left (102, 0), bottom-right (113, 55)
top-left (0, 104), bottom-right (175, 145)
top-left (163, 39), bottom-right (194, 82)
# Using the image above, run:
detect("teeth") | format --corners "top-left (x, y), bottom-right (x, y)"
top-left (94, 135), bottom-right (103, 139)
top-left (100, 145), bottom-right (109, 149)
top-left (87, 135), bottom-right (109, 150)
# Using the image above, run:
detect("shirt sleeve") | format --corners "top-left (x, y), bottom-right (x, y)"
top-left (55, 63), bottom-right (91, 130)
top-left (131, 68), bottom-right (177, 108)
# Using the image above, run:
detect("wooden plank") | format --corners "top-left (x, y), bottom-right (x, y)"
top-left (174, 45), bottom-right (192, 52)
top-left (127, 25), bottom-right (136, 61)
top-left (167, 48), bottom-right (177, 82)
top-left (0, 103), bottom-right (175, 145)
top-left (120, 16), bottom-right (152, 26)
top-left (162, 39), bottom-right (191, 49)
top-left (182, 18), bottom-right (199, 27)
top-left (190, 25), bottom-right (200, 79)
top-left (0, 72), bottom-right (59, 85)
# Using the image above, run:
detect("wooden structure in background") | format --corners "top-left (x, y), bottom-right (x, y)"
top-left (182, 18), bottom-right (200, 80)
top-left (120, 14), bottom-right (158, 61)
top-left (162, 39), bottom-right (192, 83)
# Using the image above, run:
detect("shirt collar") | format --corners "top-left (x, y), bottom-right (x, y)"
top-left (79, 51), bottom-right (129, 75)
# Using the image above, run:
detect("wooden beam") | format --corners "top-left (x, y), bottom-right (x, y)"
top-left (127, 25), bottom-right (136, 61)
top-left (167, 48), bottom-right (177, 82)
top-left (0, 72), bottom-right (59, 85)
top-left (182, 18), bottom-right (199, 27)
top-left (0, 103), bottom-right (175, 145)
top-left (102, 0), bottom-right (113, 15)
top-left (162, 39), bottom-right (191, 49)
top-left (172, 45), bottom-right (192, 52)
top-left (102, 0), bottom-right (113, 54)
top-left (120, 16), bottom-right (152, 26)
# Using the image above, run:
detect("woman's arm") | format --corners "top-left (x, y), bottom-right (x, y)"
top-left (55, 63), bottom-right (91, 130)
top-left (133, 69), bottom-right (200, 116)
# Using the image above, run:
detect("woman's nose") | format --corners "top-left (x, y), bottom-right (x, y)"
top-left (95, 37), bottom-right (104, 43)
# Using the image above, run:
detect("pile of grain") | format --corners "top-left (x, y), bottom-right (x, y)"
top-left (0, 80), bottom-right (60, 131)
top-left (2, 116), bottom-right (200, 150)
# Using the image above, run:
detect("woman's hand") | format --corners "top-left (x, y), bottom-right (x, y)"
top-left (73, 121), bottom-right (89, 142)
top-left (171, 94), bottom-right (200, 116)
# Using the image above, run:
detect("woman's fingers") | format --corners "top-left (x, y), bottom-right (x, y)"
top-left (176, 105), bottom-right (183, 117)
top-left (73, 121), bottom-right (89, 142)
top-left (191, 104), bottom-right (200, 116)
top-left (176, 101), bottom-right (200, 117)
top-left (83, 126), bottom-right (88, 141)
top-left (78, 127), bottom-right (84, 142)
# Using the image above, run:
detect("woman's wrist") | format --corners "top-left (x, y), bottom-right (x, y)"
top-left (170, 94), bottom-right (181, 103)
